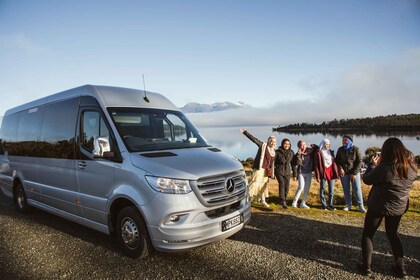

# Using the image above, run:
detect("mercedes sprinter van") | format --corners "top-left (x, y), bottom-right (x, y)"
top-left (0, 85), bottom-right (251, 258)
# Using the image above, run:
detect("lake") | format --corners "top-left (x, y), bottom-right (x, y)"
top-left (198, 125), bottom-right (420, 161)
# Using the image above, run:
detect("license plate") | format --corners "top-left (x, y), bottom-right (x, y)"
top-left (222, 214), bottom-right (244, 231)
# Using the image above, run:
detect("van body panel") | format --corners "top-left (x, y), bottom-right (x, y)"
top-left (143, 191), bottom-right (251, 251)
top-left (28, 198), bottom-right (109, 234)
top-left (37, 158), bottom-right (78, 215)
top-left (131, 148), bottom-right (243, 180)
top-left (76, 158), bottom-right (116, 222)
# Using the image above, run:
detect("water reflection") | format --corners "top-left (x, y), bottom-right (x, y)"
top-left (198, 125), bottom-right (420, 160)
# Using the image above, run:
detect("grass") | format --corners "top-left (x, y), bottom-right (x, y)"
top-left (249, 172), bottom-right (420, 218)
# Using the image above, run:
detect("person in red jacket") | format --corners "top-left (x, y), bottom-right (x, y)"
top-left (314, 139), bottom-right (339, 210)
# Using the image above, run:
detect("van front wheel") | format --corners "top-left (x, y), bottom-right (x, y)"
top-left (14, 182), bottom-right (30, 213)
top-left (116, 206), bottom-right (153, 258)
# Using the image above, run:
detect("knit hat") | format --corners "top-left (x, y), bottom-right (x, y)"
top-left (343, 135), bottom-right (353, 142)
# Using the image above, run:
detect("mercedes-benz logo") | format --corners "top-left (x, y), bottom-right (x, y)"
top-left (225, 178), bottom-right (235, 193)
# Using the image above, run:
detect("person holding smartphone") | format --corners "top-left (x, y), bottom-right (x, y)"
top-left (359, 138), bottom-right (417, 277)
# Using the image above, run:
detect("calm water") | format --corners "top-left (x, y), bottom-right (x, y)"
top-left (199, 125), bottom-right (420, 161)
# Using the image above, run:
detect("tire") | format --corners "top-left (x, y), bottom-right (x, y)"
top-left (13, 182), bottom-right (30, 213)
top-left (116, 206), bottom-right (153, 258)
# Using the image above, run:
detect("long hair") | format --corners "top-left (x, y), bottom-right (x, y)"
top-left (380, 137), bottom-right (416, 179)
top-left (281, 138), bottom-right (291, 148)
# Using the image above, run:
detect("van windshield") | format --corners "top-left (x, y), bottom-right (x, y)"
top-left (108, 108), bottom-right (210, 152)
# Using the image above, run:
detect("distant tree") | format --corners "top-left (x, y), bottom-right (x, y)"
top-left (241, 161), bottom-right (251, 168)
top-left (363, 146), bottom-right (381, 165)
top-left (246, 157), bottom-right (254, 166)
top-left (274, 114), bottom-right (420, 133)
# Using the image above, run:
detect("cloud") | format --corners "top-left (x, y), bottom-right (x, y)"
top-left (188, 48), bottom-right (420, 127)
top-left (0, 33), bottom-right (50, 56)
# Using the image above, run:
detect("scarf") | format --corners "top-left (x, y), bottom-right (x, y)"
top-left (319, 139), bottom-right (332, 168)
top-left (344, 137), bottom-right (353, 152)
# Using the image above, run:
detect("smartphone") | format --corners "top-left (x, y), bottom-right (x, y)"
top-left (376, 151), bottom-right (381, 157)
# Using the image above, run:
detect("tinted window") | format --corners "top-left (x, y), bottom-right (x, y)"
top-left (0, 112), bottom-right (21, 155)
top-left (16, 107), bottom-right (44, 156)
top-left (40, 98), bottom-right (78, 159)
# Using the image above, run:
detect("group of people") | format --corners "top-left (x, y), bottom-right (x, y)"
top-left (240, 128), bottom-right (366, 212)
top-left (240, 129), bottom-right (417, 278)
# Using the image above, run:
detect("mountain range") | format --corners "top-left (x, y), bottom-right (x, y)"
top-left (180, 101), bottom-right (251, 113)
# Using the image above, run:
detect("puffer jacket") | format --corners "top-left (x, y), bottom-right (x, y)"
top-left (274, 147), bottom-right (294, 177)
top-left (363, 163), bottom-right (417, 216)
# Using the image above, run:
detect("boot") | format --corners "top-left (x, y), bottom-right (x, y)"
top-left (393, 258), bottom-right (407, 279)
top-left (357, 262), bottom-right (372, 277)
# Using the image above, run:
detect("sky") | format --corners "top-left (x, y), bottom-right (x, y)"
top-left (1, 0), bottom-right (419, 127)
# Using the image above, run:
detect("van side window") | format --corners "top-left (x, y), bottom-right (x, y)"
top-left (164, 114), bottom-right (187, 141)
top-left (40, 98), bottom-right (78, 159)
top-left (81, 111), bottom-right (111, 153)
top-left (17, 107), bottom-right (43, 157)
top-left (0, 112), bottom-right (21, 155)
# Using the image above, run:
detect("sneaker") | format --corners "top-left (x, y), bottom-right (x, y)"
top-left (327, 206), bottom-right (336, 211)
top-left (292, 203), bottom-right (297, 208)
top-left (300, 203), bottom-right (310, 209)
top-left (357, 262), bottom-right (372, 277)
top-left (261, 201), bottom-right (270, 208)
top-left (358, 207), bottom-right (367, 213)
top-left (282, 203), bottom-right (288, 209)
top-left (343, 207), bottom-right (350, 211)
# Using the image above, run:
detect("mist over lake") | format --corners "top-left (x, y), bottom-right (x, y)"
top-left (198, 125), bottom-right (420, 161)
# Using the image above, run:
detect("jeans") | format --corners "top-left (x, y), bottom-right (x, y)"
top-left (361, 210), bottom-right (404, 269)
top-left (340, 173), bottom-right (364, 208)
top-left (320, 179), bottom-right (334, 208)
top-left (292, 172), bottom-right (312, 205)
top-left (276, 174), bottom-right (290, 205)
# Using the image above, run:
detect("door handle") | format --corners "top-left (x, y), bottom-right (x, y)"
top-left (78, 161), bottom-right (87, 169)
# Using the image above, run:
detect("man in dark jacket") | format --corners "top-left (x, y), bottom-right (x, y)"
top-left (335, 135), bottom-right (366, 213)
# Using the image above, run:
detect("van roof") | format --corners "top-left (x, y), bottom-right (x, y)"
top-left (4, 85), bottom-right (180, 116)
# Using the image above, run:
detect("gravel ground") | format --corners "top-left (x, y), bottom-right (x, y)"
top-left (0, 191), bottom-right (419, 280)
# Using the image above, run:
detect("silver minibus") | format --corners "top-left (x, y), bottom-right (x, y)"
top-left (0, 85), bottom-right (251, 258)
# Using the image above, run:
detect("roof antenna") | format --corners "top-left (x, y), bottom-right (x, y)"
top-left (142, 74), bottom-right (150, 103)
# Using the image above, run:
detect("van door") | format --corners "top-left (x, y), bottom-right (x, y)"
top-left (76, 109), bottom-right (120, 227)
top-left (37, 98), bottom-right (79, 215)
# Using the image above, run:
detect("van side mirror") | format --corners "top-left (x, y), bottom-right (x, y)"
top-left (93, 136), bottom-right (111, 158)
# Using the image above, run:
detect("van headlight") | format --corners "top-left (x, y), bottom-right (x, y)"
top-left (145, 176), bottom-right (192, 194)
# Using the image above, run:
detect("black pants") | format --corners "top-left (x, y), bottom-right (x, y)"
top-left (361, 210), bottom-right (404, 269)
top-left (276, 174), bottom-right (290, 205)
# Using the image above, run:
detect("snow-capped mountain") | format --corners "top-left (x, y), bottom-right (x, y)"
top-left (180, 101), bottom-right (251, 113)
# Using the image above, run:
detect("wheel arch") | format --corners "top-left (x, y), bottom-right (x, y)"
top-left (108, 197), bottom-right (144, 236)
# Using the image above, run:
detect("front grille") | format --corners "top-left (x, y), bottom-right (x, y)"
top-left (205, 201), bottom-right (242, 218)
top-left (192, 171), bottom-right (247, 207)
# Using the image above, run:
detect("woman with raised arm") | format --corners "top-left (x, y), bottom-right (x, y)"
top-left (240, 128), bottom-right (276, 208)
top-left (359, 137), bottom-right (417, 278)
